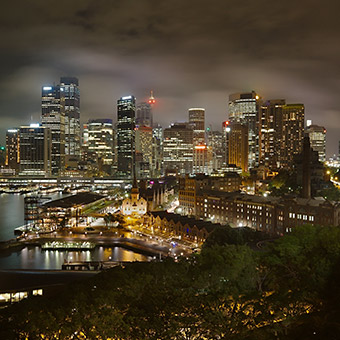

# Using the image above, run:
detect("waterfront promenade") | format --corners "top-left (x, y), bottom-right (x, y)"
top-left (0, 227), bottom-right (192, 260)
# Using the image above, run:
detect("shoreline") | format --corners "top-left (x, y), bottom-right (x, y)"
top-left (0, 235), bottom-right (171, 258)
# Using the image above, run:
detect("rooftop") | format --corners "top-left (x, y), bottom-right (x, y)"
top-left (43, 192), bottom-right (104, 209)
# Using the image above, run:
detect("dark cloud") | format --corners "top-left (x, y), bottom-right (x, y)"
top-left (0, 0), bottom-right (340, 156)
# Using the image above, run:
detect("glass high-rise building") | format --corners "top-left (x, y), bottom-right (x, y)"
top-left (280, 104), bottom-right (305, 169)
top-left (305, 124), bottom-right (326, 163)
top-left (5, 128), bottom-right (20, 172)
top-left (60, 77), bottom-right (80, 159)
top-left (86, 119), bottom-right (114, 166)
top-left (228, 122), bottom-right (248, 172)
top-left (163, 123), bottom-right (193, 175)
top-left (188, 108), bottom-right (205, 145)
top-left (228, 91), bottom-right (261, 169)
top-left (259, 99), bottom-right (286, 169)
top-left (18, 124), bottom-right (52, 177)
top-left (116, 95), bottom-right (136, 178)
top-left (136, 102), bottom-right (153, 127)
top-left (41, 85), bottom-right (65, 175)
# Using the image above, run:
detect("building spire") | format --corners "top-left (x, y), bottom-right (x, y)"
top-left (148, 90), bottom-right (155, 105)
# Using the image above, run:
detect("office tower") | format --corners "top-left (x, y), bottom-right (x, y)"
top-left (193, 144), bottom-right (211, 174)
top-left (60, 77), bottom-right (80, 159)
top-left (41, 85), bottom-right (65, 175)
top-left (152, 124), bottom-right (163, 177)
top-left (228, 123), bottom-right (248, 172)
top-left (116, 95), bottom-right (136, 178)
top-left (136, 102), bottom-right (153, 127)
top-left (305, 124), bottom-right (326, 162)
top-left (5, 129), bottom-right (20, 172)
top-left (222, 121), bottom-right (231, 166)
top-left (259, 99), bottom-right (286, 169)
top-left (18, 124), bottom-right (52, 177)
top-left (280, 104), bottom-right (305, 169)
top-left (228, 91), bottom-right (260, 169)
top-left (302, 136), bottom-right (311, 199)
top-left (188, 108), bottom-right (205, 145)
top-left (86, 119), bottom-right (114, 169)
top-left (207, 128), bottom-right (224, 171)
top-left (135, 125), bottom-right (153, 178)
top-left (163, 123), bottom-right (193, 175)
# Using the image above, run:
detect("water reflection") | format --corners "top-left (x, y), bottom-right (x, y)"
top-left (0, 246), bottom-right (150, 270)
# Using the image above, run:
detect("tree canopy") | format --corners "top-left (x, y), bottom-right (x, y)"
top-left (2, 225), bottom-right (340, 339)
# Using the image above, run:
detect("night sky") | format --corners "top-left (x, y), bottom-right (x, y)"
top-left (1, 0), bottom-right (340, 156)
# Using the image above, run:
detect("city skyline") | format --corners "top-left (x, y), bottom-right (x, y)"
top-left (0, 0), bottom-right (340, 156)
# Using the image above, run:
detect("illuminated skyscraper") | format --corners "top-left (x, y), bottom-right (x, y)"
top-left (18, 124), bottom-right (52, 177)
top-left (188, 108), bottom-right (205, 145)
top-left (60, 77), bottom-right (80, 159)
top-left (86, 119), bottom-right (114, 168)
top-left (280, 104), bottom-right (305, 169)
top-left (41, 85), bottom-right (65, 175)
top-left (6, 128), bottom-right (20, 172)
top-left (305, 124), bottom-right (326, 162)
top-left (259, 99), bottom-right (285, 169)
top-left (228, 91), bottom-right (260, 169)
top-left (207, 128), bottom-right (224, 171)
top-left (135, 125), bottom-right (153, 178)
top-left (163, 123), bottom-right (193, 175)
top-left (228, 123), bottom-right (248, 172)
top-left (116, 95), bottom-right (136, 178)
top-left (193, 144), bottom-right (211, 174)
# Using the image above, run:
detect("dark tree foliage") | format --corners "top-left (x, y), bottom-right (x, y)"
top-left (202, 224), bottom-right (267, 249)
top-left (2, 225), bottom-right (340, 339)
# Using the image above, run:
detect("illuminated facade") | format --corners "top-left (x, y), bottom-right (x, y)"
top-left (163, 123), bottom-right (193, 175)
top-left (228, 123), bottom-right (248, 172)
top-left (18, 125), bottom-right (51, 177)
top-left (135, 125), bottom-right (153, 178)
top-left (122, 182), bottom-right (147, 216)
top-left (193, 144), bottom-right (211, 174)
top-left (206, 129), bottom-right (224, 171)
top-left (60, 77), bottom-right (80, 159)
top-left (41, 85), bottom-right (65, 175)
top-left (259, 100), bottom-right (285, 169)
top-left (280, 104), bottom-right (305, 169)
top-left (305, 124), bottom-right (326, 162)
top-left (228, 92), bottom-right (260, 169)
top-left (5, 129), bottom-right (20, 172)
top-left (188, 108), bottom-right (205, 145)
top-left (85, 119), bottom-right (114, 166)
top-left (116, 95), bottom-right (136, 178)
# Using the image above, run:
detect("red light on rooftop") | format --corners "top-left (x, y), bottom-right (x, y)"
top-left (149, 90), bottom-right (156, 105)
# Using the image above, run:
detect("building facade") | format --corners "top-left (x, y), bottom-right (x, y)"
top-left (188, 108), bottom-right (205, 145)
top-left (136, 102), bottom-right (153, 128)
top-left (18, 124), bottom-right (52, 177)
top-left (305, 124), bottom-right (326, 162)
top-left (280, 104), bottom-right (305, 169)
top-left (228, 122), bottom-right (248, 172)
top-left (259, 100), bottom-right (285, 169)
top-left (41, 85), bottom-right (65, 175)
top-left (85, 119), bottom-right (114, 171)
top-left (116, 95), bottom-right (136, 178)
top-left (5, 129), bottom-right (20, 172)
top-left (163, 123), bottom-right (193, 175)
top-left (60, 77), bottom-right (80, 160)
top-left (228, 92), bottom-right (260, 169)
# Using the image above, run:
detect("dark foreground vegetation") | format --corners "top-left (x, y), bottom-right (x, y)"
top-left (1, 225), bottom-right (340, 339)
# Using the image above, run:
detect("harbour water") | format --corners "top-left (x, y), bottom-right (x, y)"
top-left (0, 246), bottom-right (150, 270)
top-left (0, 194), bottom-right (150, 270)
top-left (0, 193), bottom-right (25, 242)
